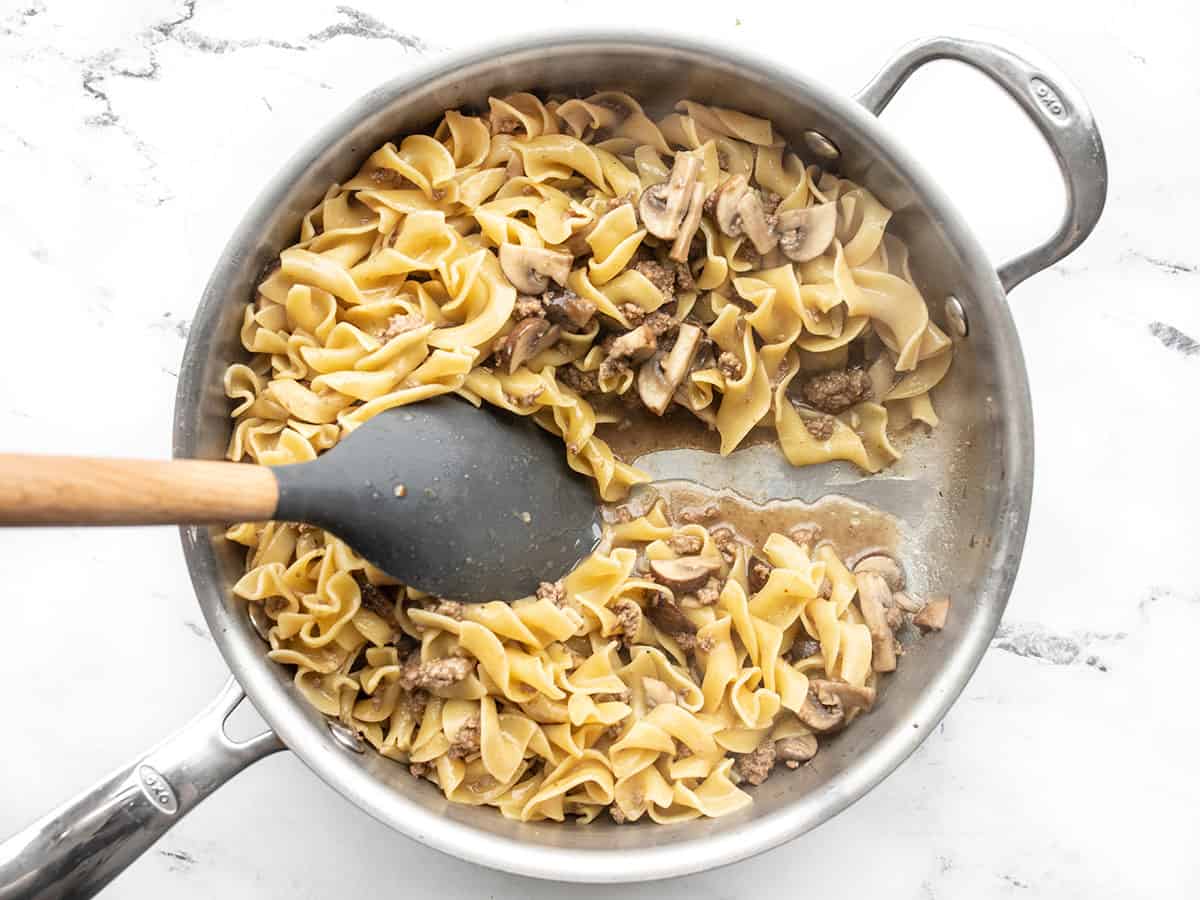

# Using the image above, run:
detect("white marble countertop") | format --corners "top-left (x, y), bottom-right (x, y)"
top-left (2, 1), bottom-right (1197, 897)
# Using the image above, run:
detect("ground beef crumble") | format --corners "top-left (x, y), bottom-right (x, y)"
top-left (803, 414), bottom-right (836, 441)
top-left (634, 259), bottom-right (677, 297)
top-left (717, 351), bottom-right (745, 381)
top-left (536, 580), bottom-right (566, 605)
top-left (513, 295), bottom-right (544, 319)
top-left (709, 526), bottom-right (741, 564)
top-left (398, 655), bottom-right (474, 691)
top-left (734, 741), bottom-right (777, 786)
top-left (431, 599), bottom-right (464, 620)
top-left (618, 302), bottom-right (645, 326)
top-left (613, 598), bottom-right (642, 644)
top-left (673, 260), bottom-right (696, 293)
top-left (695, 576), bottom-right (722, 606)
top-left (643, 310), bottom-right (676, 337)
top-left (449, 714), bottom-right (481, 759)
top-left (678, 504), bottom-right (720, 524)
top-left (369, 167), bottom-right (406, 187)
top-left (789, 523), bottom-right (822, 545)
top-left (801, 368), bottom-right (872, 414)
top-left (668, 534), bottom-right (703, 555)
top-left (557, 365), bottom-right (600, 394)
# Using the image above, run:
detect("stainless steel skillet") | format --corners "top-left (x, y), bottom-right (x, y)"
top-left (0, 31), bottom-right (1106, 898)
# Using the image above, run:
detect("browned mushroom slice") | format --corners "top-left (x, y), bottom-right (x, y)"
top-left (607, 324), bottom-right (658, 364)
top-left (776, 202), bottom-right (837, 262)
top-left (649, 555), bottom-right (722, 592)
top-left (775, 733), bottom-right (818, 764)
top-left (747, 555), bottom-right (773, 594)
top-left (639, 153), bottom-right (702, 240)
top-left (810, 678), bottom-right (876, 713)
top-left (913, 596), bottom-right (950, 632)
top-left (853, 553), bottom-right (905, 593)
top-left (892, 591), bottom-right (924, 614)
top-left (796, 694), bottom-right (844, 732)
top-left (543, 289), bottom-right (596, 331)
top-left (498, 244), bottom-right (572, 294)
top-left (735, 191), bottom-right (778, 255)
top-left (712, 175), bottom-right (750, 236)
top-left (636, 322), bottom-right (703, 415)
top-left (669, 182), bottom-right (707, 262)
top-left (562, 222), bottom-right (596, 258)
top-left (855, 571), bottom-right (897, 672)
top-left (497, 318), bottom-right (561, 374)
top-left (644, 591), bottom-right (698, 643)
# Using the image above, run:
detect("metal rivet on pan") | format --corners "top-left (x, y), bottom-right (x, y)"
top-left (802, 129), bottom-right (841, 161)
top-left (328, 721), bottom-right (365, 753)
top-left (944, 295), bottom-right (969, 338)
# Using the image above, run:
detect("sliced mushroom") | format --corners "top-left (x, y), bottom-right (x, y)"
top-left (649, 555), bottom-right (722, 592)
top-left (498, 244), bottom-right (572, 294)
top-left (496, 318), bottom-right (561, 374)
top-left (674, 387), bottom-right (718, 427)
top-left (892, 591), bottom-right (924, 614)
top-left (645, 591), bottom-right (699, 642)
top-left (796, 695), bottom-right (844, 732)
top-left (639, 153), bottom-right (702, 239)
top-left (636, 322), bottom-right (702, 415)
top-left (853, 554), bottom-right (905, 593)
top-left (637, 352), bottom-right (674, 416)
top-left (747, 555), bottom-right (773, 594)
top-left (810, 678), bottom-right (876, 713)
top-left (607, 324), bottom-right (657, 364)
top-left (543, 289), bottom-right (596, 332)
top-left (712, 175), bottom-right (750, 236)
top-left (735, 191), bottom-right (778, 255)
top-left (855, 571), bottom-right (897, 672)
top-left (775, 733), bottom-right (818, 764)
top-left (913, 596), bottom-right (950, 632)
top-left (776, 202), bottom-right (837, 262)
top-left (669, 182), bottom-right (707, 262)
top-left (641, 676), bottom-right (677, 709)
top-left (562, 223), bottom-right (596, 258)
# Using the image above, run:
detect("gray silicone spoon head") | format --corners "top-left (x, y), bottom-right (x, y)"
top-left (272, 396), bottom-right (601, 603)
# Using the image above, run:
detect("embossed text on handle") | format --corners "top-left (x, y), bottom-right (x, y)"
top-left (1029, 77), bottom-right (1068, 120)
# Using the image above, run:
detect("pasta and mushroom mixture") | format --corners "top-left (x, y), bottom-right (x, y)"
top-left (224, 92), bottom-right (953, 823)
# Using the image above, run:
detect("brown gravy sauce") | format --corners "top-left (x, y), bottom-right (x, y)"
top-left (607, 479), bottom-right (899, 565)
top-left (594, 405), bottom-right (776, 461)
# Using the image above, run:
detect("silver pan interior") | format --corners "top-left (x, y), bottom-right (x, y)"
top-left (173, 33), bottom-right (1032, 882)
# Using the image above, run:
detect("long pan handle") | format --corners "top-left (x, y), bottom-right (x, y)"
top-left (0, 679), bottom-right (283, 900)
top-left (0, 455), bottom-right (278, 525)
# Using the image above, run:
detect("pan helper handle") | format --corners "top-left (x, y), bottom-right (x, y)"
top-left (855, 34), bottom-right (1108, 292)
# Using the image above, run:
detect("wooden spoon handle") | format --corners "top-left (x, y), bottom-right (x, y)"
top-left (0, 455), bottom-right (279, 525)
